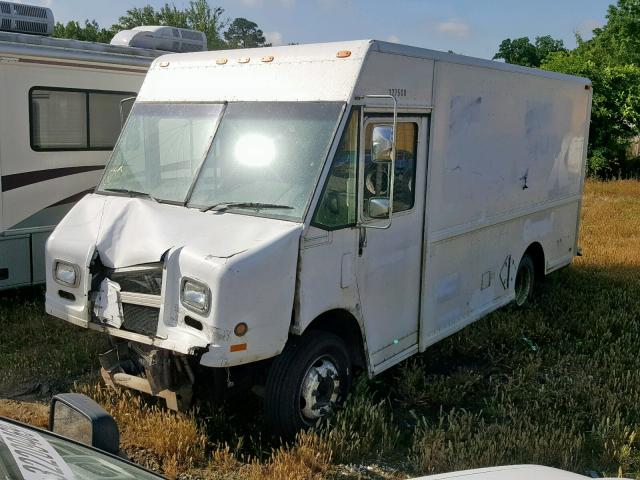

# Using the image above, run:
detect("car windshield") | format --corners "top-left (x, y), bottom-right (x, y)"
top-left (99, 102), bottom-right (224, 204)
top-left (0, 419), bottom-right (159, 479)
top-left (98, 101), bottom-right (344, 221)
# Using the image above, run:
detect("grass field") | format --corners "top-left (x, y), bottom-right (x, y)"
top-left (1, 180), bottom-right (640, 479)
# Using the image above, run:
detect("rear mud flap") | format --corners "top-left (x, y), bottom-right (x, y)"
top-left (99, 343), bottom-right (193, 411)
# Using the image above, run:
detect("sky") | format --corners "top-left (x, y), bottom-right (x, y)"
top-left (23, 0), bottom-right (613, 59)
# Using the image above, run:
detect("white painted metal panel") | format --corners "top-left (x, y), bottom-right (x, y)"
top-left (138, 40), bottom-right (370, 103)
top-left (0, 60), bottom-right (145, 231)
top-left (356, 52), bottom-right (433, 107)
top-left (419, 60), bottom-right (590, 351)
top-left (427, 61), bottom-right (589, 234)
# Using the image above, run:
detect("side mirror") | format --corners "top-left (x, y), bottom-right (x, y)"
top-left (371, 124), bottom-right (394, 163)
top-left (49, 393), bottom-right (119, 454)
top-left (368, 197), bottom-right (390, 218)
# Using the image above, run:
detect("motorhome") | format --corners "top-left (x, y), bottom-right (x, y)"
top-left (44, 40), bottom-right (592, 437)
top-left (0, 2), bottom-right (174, 289)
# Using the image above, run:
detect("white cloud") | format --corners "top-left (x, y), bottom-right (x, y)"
top-left (387, 34), bottom-right (400, 44)
top-left (265, 31), bottom-right (284, 46)
top-left (436, 20), bottom-right (472, 39)
top-left (577, 19), bottom-right (602, 38)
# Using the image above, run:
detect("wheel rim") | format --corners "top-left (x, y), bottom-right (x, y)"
top-left (299, 356), bottom-right (341, 422)
top-left (515, 262), bottom-right (533, 306)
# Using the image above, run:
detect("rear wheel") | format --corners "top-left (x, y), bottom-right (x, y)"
top-left (265, 331), bottom-right (352, 439)
top-left (514, 253), bottom-right (535, 307)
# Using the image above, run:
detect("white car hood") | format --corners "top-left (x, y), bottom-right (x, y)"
top-left (51, 193), bottom-right (302, 269)
top-left (412, 465), bottom-right (623, 480)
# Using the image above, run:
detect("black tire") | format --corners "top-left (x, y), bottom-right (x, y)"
top-left (265, 331), bottom-right (352, 439)
top-left (514, 253), bottom-right (535, 308)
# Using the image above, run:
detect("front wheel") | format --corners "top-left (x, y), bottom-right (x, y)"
top-left (265, 331), bottom-right (352, 439)
top-left (514, 253), bottom-right (535, 307)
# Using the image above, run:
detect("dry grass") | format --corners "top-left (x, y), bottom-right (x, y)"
top-left (576, 179), bottom-right (640, 276)
top-left (1, 179), bottom-right (640, 479)
top-left (0, 399), bottom-right (48, 428)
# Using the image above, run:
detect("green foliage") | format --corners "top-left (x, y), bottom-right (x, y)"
top-left (493, 35), bottom-right (565, 67)
top-left (52, 20), bottom-right (115, 44)
top-left (224, 18), bottom-right (267, 48)
top-left (589, 0), bottom-right (640, 66)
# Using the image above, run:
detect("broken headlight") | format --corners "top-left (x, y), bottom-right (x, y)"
top-left (180, 277), bottom-right (211, 315)
top-left (54, 260), bottom-right (80, 287)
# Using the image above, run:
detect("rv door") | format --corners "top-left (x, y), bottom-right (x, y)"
top-left (356, 114), bottom-right (429, 372)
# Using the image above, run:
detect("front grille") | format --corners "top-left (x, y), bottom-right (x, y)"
top-left (111, 265), bottom-right (162, 295)
top-left (91, 263), bottom-right (163, 337)
top-left (121, 304), bottom-right (160, 336)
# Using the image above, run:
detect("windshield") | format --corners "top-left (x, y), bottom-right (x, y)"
top-left (99, 102), bottom-right (224, 203)
top-left (98, 101), bottom-right (344, 221)
top-left (0, 419), bottom-right (159, 479)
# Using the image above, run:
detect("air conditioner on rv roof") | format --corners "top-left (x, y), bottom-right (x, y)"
top-left (0, 1), bottom-right (54, 36)
top-left (110, 26), bottom-right (207, 53)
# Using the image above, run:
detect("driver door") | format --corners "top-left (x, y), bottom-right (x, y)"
top-left (356, 115), bottom-right (429, 372)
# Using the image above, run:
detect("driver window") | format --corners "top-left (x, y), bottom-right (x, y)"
top-left (312, 109), bottom-right (359, 230)
top-left (363, 122), bottom-right (417, 217)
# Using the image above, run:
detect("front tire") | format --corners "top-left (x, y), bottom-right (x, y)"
top-left (514, 253), bottom-right (535, 307)
top-left (265, 331), bottom-right (352, 439)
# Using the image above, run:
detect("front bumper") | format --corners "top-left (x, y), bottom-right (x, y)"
top-left (99, 342), bottom-right (194, 410)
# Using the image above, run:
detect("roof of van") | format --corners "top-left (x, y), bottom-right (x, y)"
top-left (148, 39), bottom-right (590, 84)
top-left (137, 39), bottom-right (589, 104)
top-left (0, 31), bottom-right (165, 67)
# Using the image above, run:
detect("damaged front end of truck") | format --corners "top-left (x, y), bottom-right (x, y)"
top-left (45, 193), bottom-right (302, 409)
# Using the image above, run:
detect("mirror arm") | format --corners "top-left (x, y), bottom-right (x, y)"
top-left (360, 94), bottom-right (397, 230)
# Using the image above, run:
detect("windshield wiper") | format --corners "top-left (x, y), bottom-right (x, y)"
top-left (200, 202), bottom-right (293, 213)
top-left (104, 188), bottom-right (158, 202)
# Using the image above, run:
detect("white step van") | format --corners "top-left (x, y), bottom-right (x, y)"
top-left (44, 40), bottom-right (592, 437)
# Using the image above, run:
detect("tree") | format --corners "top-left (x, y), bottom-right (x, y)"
top-left (587, 0), bottom-right (640, 66)
top-left (223, 17), bottom-right (267, 48)
top-left (493, 36), bottom-right (565, 68)
top-left (53, 20), bottom-right (115, 44)
top-left (493, 37), bottom-right (539, 67)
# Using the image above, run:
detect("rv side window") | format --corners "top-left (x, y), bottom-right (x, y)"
top-left (312, 109), bottom-right (359, 230)
top-left (30, 88), bottom-right (136, 151)
top-left (363, 122), bottom-right (417, 216)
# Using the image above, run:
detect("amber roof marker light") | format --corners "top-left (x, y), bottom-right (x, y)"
top-left (261, 55), bottom-right (274, 63)
top-left (216, 58), bottom-right (228, 65)
top-left (336, 50), bottom-right (352, 58)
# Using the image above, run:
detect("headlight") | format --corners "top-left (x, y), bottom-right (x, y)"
top-left (54, 260), bottom-right (79, 287)
top-left (181, 277), bottom-right (211, 314)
